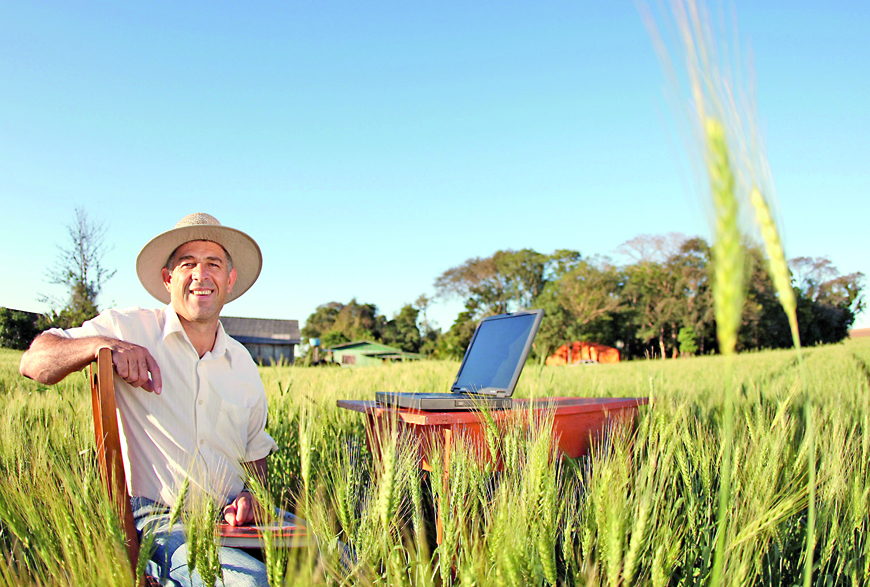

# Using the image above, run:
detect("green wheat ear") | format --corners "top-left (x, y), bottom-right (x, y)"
top-left (749, 187), bottom-right (801, 349)
top-left (706, 117), bottom-right (744, 356)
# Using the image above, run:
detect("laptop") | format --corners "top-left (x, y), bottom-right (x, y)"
top-left (375, 309), bottom-right (544, 411)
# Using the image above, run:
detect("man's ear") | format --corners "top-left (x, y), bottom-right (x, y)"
top-left (227, 268), bottom-right (237, 294)
top-left (161, 267), bottom-right (172, 293)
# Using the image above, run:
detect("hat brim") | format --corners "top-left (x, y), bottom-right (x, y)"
top-left (136, 225), bottom-right (262, 304)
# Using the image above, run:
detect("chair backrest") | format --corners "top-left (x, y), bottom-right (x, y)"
top-left (90, 347), bottom-right (140, 574)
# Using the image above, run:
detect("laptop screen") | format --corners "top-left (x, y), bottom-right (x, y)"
top-left (452, 310), bottom-right (542, 395)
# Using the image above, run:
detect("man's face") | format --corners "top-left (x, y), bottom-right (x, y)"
top-left (162, 240), bottom-right (237, 325)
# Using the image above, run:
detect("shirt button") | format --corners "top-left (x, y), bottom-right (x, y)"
top-left (199, 439), bottom-right (204, 445)
top-left (198, 400), bottom-right (203, 406)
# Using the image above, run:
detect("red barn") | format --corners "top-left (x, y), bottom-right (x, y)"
top-left (545, 341), bottom-right (620, 365)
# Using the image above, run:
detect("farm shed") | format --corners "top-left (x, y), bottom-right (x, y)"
top-left (328, 341), bottom-right (421, 367)
top-left (221, 316), bottom-right (301, 365)
top-left (545, 341), bottom-right (620, 365)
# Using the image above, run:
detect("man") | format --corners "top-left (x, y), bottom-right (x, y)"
top-left (19, 213), bottom-right (277, 586)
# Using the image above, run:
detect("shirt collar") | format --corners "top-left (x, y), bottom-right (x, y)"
top-left (161, 305), bottom-right (186, 340)
top-left (161, 305), bottom-right (229, 361)
top-left (211, 321), bottom-right (228, 358)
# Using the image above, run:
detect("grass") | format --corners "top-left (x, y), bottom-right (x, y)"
top-left (0, 341), bottom-right (869, 585)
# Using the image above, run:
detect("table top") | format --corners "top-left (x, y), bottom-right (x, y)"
top-left (336, 396), bottom-right (648, 426)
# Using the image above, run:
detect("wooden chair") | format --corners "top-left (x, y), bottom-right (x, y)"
top-left (89, 348), bottom-right (306, 585)
top-left (90, 347), bottom-right (157, 586)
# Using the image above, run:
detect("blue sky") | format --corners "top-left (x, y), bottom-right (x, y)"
top-left (2, 1), bottom-right (868, 334)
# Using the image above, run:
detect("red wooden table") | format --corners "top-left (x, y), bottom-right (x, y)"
top-left (337, 397), bottom-right (648, 471)
top-left (338, 397), bottom-right (647, 543)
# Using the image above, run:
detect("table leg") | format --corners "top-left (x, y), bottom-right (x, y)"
top-left (435, 427), bottom-right (452, 545)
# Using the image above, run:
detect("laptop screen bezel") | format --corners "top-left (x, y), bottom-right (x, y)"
top-left (449, 309), bottom-right (544, 397)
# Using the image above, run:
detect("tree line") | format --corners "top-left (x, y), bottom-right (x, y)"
top-left (301, 233), bottom-right (865, 361)
top-left (2, 216), bottom-right (863, 361)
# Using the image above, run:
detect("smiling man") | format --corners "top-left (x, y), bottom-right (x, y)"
top-left (19, 213), bottom-right (276, 587)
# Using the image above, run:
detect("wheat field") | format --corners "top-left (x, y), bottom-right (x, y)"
top-left (0, 340), bottom-right (868, 586)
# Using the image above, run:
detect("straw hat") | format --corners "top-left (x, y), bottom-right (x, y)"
top-left (136, 213), bottom-right (262, 304)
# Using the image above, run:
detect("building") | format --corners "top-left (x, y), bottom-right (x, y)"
top-left (327, 340), bottom-right (421, 367)
top-left (545, 341), bottom-right (620, 365)
top-left (221, 316), bottom-right (301, 365)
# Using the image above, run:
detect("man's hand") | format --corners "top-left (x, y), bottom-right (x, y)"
top-left (223, 490), bottom-right (259, 526)
top-left (103, 340), bottom-right (163, 394)
top-left (20, 333), bottom-right (162, 393)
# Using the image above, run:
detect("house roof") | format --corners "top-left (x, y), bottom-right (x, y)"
top-left (327, 340), bottom-right (421, 359)
top-left (327, 340), bottom-right (397, 352)
top-left (221, 316), bottom-right (301, 345)
top-left (363, 351), bottom-right (422, 359)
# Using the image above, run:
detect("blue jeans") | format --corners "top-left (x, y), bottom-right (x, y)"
top-left (131, 497), bottom-right (269, 587)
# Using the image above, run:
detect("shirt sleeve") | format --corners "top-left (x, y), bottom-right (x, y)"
top-left (46, 311), bottom-right (119, 340)
top-left (245, 389), bottom-right (278, 462)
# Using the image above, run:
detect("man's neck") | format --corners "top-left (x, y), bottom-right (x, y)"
top-left (177, 316), bottom-right (220, 358)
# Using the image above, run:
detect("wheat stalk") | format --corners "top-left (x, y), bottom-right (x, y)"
top-left (749, 187), bottom-right (801, 349)
top-left (705, 117), bottom-right (744, 357)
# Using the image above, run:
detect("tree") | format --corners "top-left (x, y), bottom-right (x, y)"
top-left (321, 330), bottom-right (350, 349)
top-left (738, 245), bottom-right (792, 351)
top-left (790, 256), bottom-right (865, 316)
top-left (789, 257), bottom-right (864, 345)
top-left (301, 302), bottom-right (344, 340)
top-left (677, 326), bottom-right (698, 356)
top-left (331, 299), bottom-right (383, 342)
top-left (438, 308), bottom-right (479, 360)
top-left (668, 237), bottom-right (714, 355)
top-left (0, 308), bottom-right (38, 350)
top-left (736, 251), bottom-right (864, 350)
top-left (617, 232), bottom-right (689, 265)
top-left (497, 249), bottom-right (550, 308)
top-left (553, 257), bottom-right (623, 328)
top-left (301, 299), bottom-right (384, 349)
top-left (434, 254), bottom-right (512, 316)
top-left (435, 249), bottom-right (583, 358)
top-left (545, 249), bottom-right (583, 279)
top-left (40, 208), bottom-right (116, 329)
top-left (434, 249), bottom-right (558, 318)
top-left (790, 257), bottom-right (840, 301)
top-left (414, 294), bottom-right (434, 336)
top-left (622, 258), bottom-right (682, 358)
top-left (382, 304), bottom-right (422, 353)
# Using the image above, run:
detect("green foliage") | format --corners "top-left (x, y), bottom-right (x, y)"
top-left (301, 298), bottom-right (383, 345)
top-left (677, 326), bottom-right (698, 356)
top-left (300, 238), bottom-right (861, 364)
top-left (381, 304), bottom-right (422, 353)
top-left (39, 207), bottom-right (115, 327)
top-left (320, 329), bottom-right (349, 350)
top-left (438, 308), bottom-right (478, 359)
top-left (303, 299), bottom-right (436, 359)
top-left (0, 308), bottom-right (38, 350)
top-left (434, 248), bottom-right (576, 318)
top-left (1, 342), bottom-right (870, 585)
top-left (427, 237), bottom-right (861, 362)
top-left (37, 301), bottom-right (100, 331)
top-left (0, 340), bottom-right (870, 586)
top-left (552, 258), bottom-right (623, 331)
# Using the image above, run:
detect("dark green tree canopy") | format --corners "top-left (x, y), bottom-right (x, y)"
top-left (301, 299), bottom-right (431, 357)
top-left (381, 304), bottom-right (422, 353)
top-left (434, 249), bottom-right (581, 319)
top-left (0, 308), bottom-right (39, 350)
top-left (301, 235), bottom-right (863, 364)
top-left (301, 299), bottom-right (383, 345)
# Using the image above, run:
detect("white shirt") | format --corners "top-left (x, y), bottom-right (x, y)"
top-left (50, 306), bottom-right (278, 507)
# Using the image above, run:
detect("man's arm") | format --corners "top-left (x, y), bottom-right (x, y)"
top-left (20, 332), bottom-right (163, 393)
top-left (223, 457), bottom-right (268, 526)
